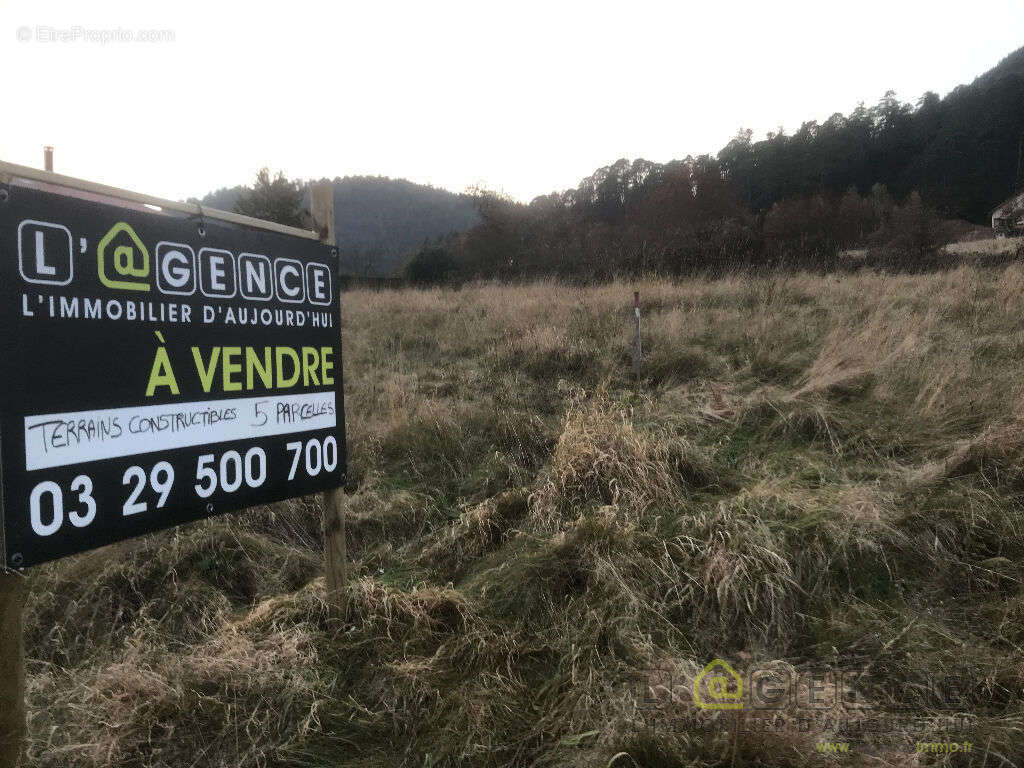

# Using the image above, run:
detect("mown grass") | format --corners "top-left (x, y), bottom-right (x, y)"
top-left (20, 266), bottom-right (1024, 766)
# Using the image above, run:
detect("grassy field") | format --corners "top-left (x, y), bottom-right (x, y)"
top-left (21, 267), bottom-right (1024, 766)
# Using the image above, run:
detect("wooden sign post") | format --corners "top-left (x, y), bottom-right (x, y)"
top-left (0, 570), bottom-right (26, 768)
top-left (310, 182), bottom-right (348, 615)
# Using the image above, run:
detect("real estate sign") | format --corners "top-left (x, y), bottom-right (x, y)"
top-left (0, 182), bottom-right (345, 567)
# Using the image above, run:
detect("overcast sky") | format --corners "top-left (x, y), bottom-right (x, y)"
top-left (4, 0), bottom-right (1023, 204)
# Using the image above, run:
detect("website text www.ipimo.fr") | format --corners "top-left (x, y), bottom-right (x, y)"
top-left (916, 741), bottom-right (972, 754)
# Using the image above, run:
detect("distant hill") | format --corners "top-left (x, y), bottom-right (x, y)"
top-left (191, 176), bottom-right (478, 276)
top-left (191, 185), bottom-right (247, 213)
top-left (318, 177), bottom-right (478, 277)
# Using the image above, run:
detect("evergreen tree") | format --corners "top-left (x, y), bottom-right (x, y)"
top-left (233, 168), bottom-right (304, 227)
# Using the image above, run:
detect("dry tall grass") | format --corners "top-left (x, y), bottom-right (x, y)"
top-left (21, 265), bottom-right (1024, 766)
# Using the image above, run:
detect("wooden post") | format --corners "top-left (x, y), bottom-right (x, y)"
top-left (0, 570), bottom-right (27, 768)
top-left (632, 290), bottom-right (643, 378)
top-left (310, 182), bottom-right (347, 616)
top-left (2, 163), bottom-right (27, 768)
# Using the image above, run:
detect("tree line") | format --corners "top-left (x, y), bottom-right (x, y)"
top-left (407, 47), bottom-right (1024, 282)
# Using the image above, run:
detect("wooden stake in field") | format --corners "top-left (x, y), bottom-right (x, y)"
top-left (633, 290), bottom-right (643, 378)
top-left (310, 182), bottom-right (348, 616)
top-left (0, 570), bottom-right (27, 768)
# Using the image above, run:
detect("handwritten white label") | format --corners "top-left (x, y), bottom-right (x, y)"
top-left (24, 392), bottom-right (336, 470)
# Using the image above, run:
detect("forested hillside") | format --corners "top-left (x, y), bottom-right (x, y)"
top-left (325, 177), bottom-right (478, 276)
top-left (719, 47), bottom-right (1024, 222)
top-left (191, 176), bottom-right (478, 276)
top-left (407, 46), bottom-right (1024, 282)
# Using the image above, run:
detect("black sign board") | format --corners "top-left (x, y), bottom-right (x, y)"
top-left (0, 183), bottom-right (345, 567)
